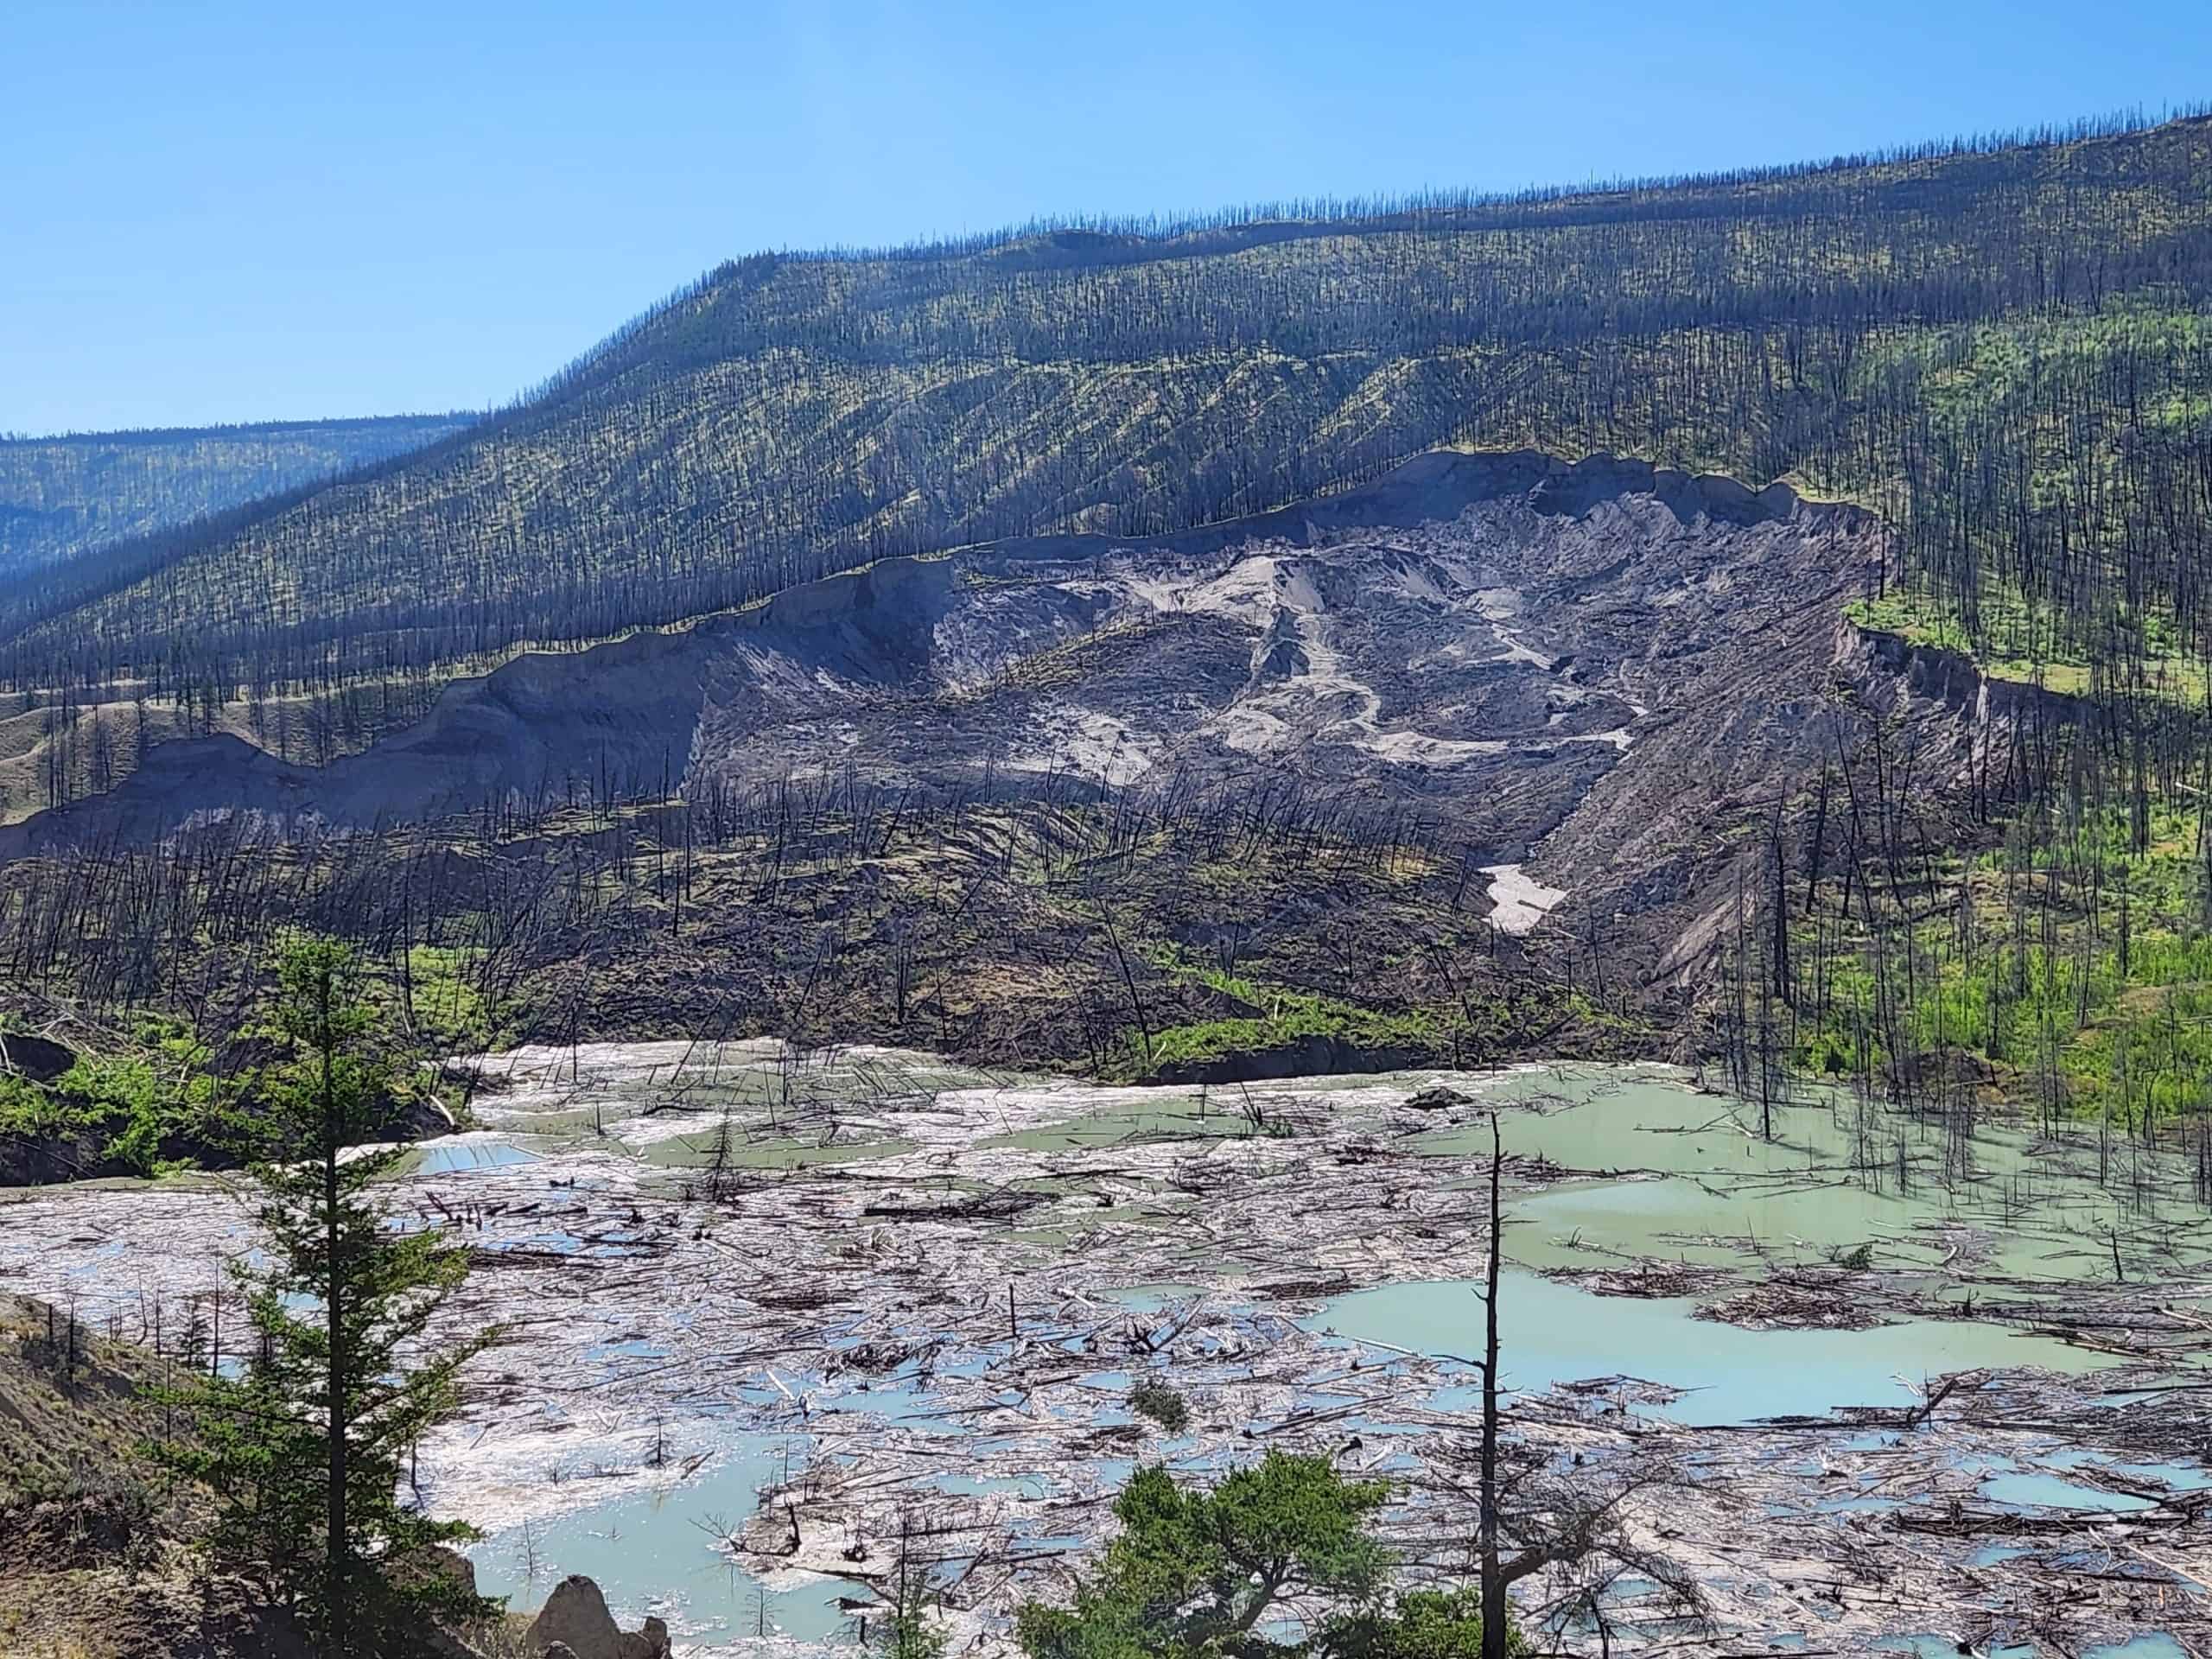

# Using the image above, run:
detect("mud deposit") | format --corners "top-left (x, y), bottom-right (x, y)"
top-left (4, 1047), bottom-right (2209, 1654)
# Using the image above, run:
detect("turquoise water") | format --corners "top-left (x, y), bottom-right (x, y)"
top-left (1308, 1269), bottom-right (2114, 1424)
top-left (466, 1440), bottom-right (850, 1646)
top-left (409, 1136), bottom-right (541, 1173)
top-left (1102, 1283), bottom-right (1208, 1313)
top-left (1978, 1469), bottom-right (2154, 1511)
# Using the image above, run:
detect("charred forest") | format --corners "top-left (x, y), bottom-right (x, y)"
top-left (7, 109), bottom-right (2212, 1159)
top-left (1, 111), bottom-right (2208, 712)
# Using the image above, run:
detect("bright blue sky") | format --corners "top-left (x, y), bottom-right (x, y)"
top-left (4, 0), bottom-right (2207, 435)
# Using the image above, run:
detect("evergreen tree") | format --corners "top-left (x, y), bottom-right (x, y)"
top-left (1014, 1451), bottom-right (1516, 1659)
top-left (151, 933), bottom-right (497, 1656)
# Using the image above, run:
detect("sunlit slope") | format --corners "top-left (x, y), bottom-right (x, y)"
top-left (0, 413), bottom-right (474, 575)
top-left (3, 113), bottom-right (2208, 698)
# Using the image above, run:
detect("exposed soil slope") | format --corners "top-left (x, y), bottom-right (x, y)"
top-left (0, 452), bottom-right (1881, 920)
top-left (12, 447), bottom-right (2077, 1074)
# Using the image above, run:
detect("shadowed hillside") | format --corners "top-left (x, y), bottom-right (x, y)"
top-left (0, 413), bottom-right (474, 576)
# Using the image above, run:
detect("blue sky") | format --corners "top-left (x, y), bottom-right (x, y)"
top-left (4, 0), bottom-right (2207, 435)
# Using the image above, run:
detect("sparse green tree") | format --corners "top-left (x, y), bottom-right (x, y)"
top-left (1016, 1452), bottom-right (1511, 1659)
top-left (1128, 1377), bottom-right (1190, 1434)
top-left (1326, 1587), bottom-right (1525, 1659)
top-left (150, 933), bottom-right (496, 1655)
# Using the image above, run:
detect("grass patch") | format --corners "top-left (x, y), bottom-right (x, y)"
top-left (0, 1020), bottom-right (238, 1177)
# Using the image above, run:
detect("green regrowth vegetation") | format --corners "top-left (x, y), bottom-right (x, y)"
top-left (399, 941), bottom-right (511, 1052)
top-left (1110, 949), bottom-right (1641, 1081)
top-left (1775, 791), bottom-right (2212, 1134)
top-left (873, 1542), bottom-right (950, 1659)
top-left (146, 934), bottom-right (498, 1655)
top-left (1845, 560), bottom-right (2209, 708)
top-left (1325, 1590), bottom-right (1529, 1659)
top-left (1128, 1378), bottom-right (1191, 1435)
top-left (1113, 975), bottom-right (1446, 1080)
top-left (1016, 1453), bottom-right (1518, 1659)
top-left (0, 1017), bottom-right (240, 1175)
top-left (1844, 589), bottom-right (2101, 696)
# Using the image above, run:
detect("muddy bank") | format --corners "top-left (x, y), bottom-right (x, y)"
top-left (1141, 1033), bottom-right (1433, 1084)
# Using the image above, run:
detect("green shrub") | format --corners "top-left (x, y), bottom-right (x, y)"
top-left (1128, 1379), bottom-right (1189, 1434)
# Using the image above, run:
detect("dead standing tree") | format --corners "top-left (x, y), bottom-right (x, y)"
top-left (1469, 1113), bottom-right (1707, 1656)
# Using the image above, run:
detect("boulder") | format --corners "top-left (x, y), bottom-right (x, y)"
top-left (383, 1545), bottom-right (487, 1658)
top-left (390, 1089), bottom-right (458, 1141)
top-left (620, 1618), bottom-right (672, 1659)
top-left (0, 1032), bottom-right (74, 1084)
top-left (434, 1544), bottom-right (480, 1599)
top-left (541, 1647), bottom-right (578, 1659)
top-left (528, 1577), bottom-right (622, 1659)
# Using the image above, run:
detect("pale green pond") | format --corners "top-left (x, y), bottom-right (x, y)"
top-left (1307, 1268), bottom-right (2118, 1425)
top-left (466, 1438), bottom-right (852, 1646)
top-left (1414, 1067), bottom-right (2212, 1280)
top-left (980, 1101), bottom-right (1266, 1152)
top-left (19, 1042), bottom-right (2208, 1651)
top-left (639, 1132), bottom-right (918, 1171)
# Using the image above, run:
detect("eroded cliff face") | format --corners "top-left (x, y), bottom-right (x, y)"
top-left (0, 450), bottom-right (1905, 969)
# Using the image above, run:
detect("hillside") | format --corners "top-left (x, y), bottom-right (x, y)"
top-left (3, 111), bottom-right (2210, 1125)
top-left (0, 1292), bottom-right (289, 1658)
top-left (0, 413), bottom-right (474, 575)
top-left (1, 112), bottom-right (2206, 728)
top-left (0, 454), bottom-right (1932, 1074)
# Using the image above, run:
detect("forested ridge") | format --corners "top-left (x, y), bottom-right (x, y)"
top-left (3, 109), bottom-right (2209, 715)
top-left (0, 413), bottom-right (474, 577)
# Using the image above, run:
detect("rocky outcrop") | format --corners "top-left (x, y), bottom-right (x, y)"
top-left (525, 1574), bottom-right (671, 1659)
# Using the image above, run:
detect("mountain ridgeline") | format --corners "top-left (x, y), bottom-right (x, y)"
top-left (2, 111), bottom-right (2209, 723)
top-left (0, 413), bottom-right (475, 577)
